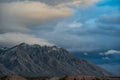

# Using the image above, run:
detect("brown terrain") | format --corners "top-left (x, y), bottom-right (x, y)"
top-left (0, 76), bottom-right (120, 80)
top-left (0, 76), bottom-right (27, 80)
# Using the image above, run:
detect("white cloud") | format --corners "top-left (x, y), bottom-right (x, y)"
top-left (105, 49), bottom-right (120, 54)
top-left (55, 0), bottom-right (99, 7)
top-left (68, 21), bottom-right (83, 28)
top-left (0, 1), bottom-right (73, 33)
top-left (100, 49), bottom-right (120, 55)
top-left (0, 33), bottom-right (53, 46)
top-left (1, 1), bottom-right (73, 23)
top-left (0, 0), bottom-right (99, 24)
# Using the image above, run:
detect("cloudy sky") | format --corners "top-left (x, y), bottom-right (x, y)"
top-left (0, 0), bottom-right (120, 76)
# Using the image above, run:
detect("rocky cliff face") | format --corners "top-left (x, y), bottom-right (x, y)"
top-left (0, 43), bottom-right (112, 77)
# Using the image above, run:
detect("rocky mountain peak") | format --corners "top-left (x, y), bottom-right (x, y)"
top-left (0, 43), bottom-right (113, 77)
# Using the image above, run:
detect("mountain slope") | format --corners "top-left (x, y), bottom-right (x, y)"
top-left (0, 43), bottom-right (112, 77)
top-left (0, 64), bottom-right (14, 76)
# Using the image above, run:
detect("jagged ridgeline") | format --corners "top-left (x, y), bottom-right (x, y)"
top-left (0, 43), bottom-right (112, 77)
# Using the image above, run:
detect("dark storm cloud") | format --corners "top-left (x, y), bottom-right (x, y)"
top-left (98, 14), bottom-right (120, 25)
top-left (44, 13), bottom-right (120, 51)
top-left (0, 0), bottom-right (71, 5)
top-left (96, 14), bottom-right (120, 36)
top-left (0, 0), bottom-right (99, 7)
top-left (67, 13), bottom-right (120, 37)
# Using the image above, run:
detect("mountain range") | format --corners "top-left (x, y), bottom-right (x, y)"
top-left (0, 43), bottom-right (112, 77)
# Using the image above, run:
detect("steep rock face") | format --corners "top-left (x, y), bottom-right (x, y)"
top-left (0, 43), bottom-right (112, 77)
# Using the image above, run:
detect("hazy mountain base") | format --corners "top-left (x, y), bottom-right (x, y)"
top-left (0, 75), bottom-right (120, 80)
